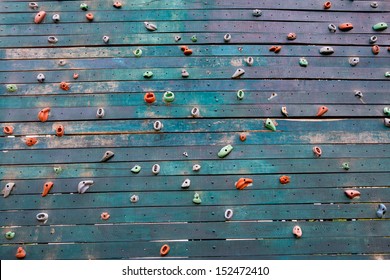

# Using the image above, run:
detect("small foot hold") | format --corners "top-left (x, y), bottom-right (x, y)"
top-left (42, 181), bottom-right (54, 197)
top-left (101, 151), bottom-right (115, 162)
top-left (78, 180), bottom-right (94, 194)
top-left (235, 178), bottom-right (253, 190)
top-left (292, 226), bottom-right (302, 238)
top-left (218, 145), bottom-right (233, 158)
top-left (2, 182), bottom-right (15, 198)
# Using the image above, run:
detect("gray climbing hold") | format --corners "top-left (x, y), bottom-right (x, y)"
top-left (153, 120), bottom-right (163, 131)
top-left (245, 57), bottom-right (254, 66)
top-left (29, 2), bottom-right (39, 10)
top-left (232, 68), bottom-right (245, 79)
top-left (191, 107), bottom-right (200, 117)
top-left (131, 165), bottom-right (142, 173)
top-left (102, 36), bottom-right (110, 43)
top-left (328, 23), bottom-right (337, 33)
top-left (2, 183), bottom-right (15, 198)
top-left (37, 73), bottom-right (45, 83)
top-left (371, 1), bottom-right (378, 8)
top-left (252, 9), bottom-right (262, 17)
top-left (96, 108), bottom-right (105, 118)
top-left (369, 35), bottom-right (378, 44)
top-left (224, 33), bottom-right (232, 42)
top-left (144, 22), bottom-right (157, 31)
top-left (355, 90), bottom-right (363, 98)
top-left (349, 57), bottom-right (359, 66)
top-left (58, 60), bottom-right (66, 66)
top-left (376, 204), bottom-right (386, 218)
top-left (181, 178), bottom-right (191, 189)
top-left (384, 118), bottom-right (390, 127)
top-left (36, 212), bottom-right (49, 223)
top-left (174, 35), bottom-right (181, 42)
top-left (152, 164), bottom-right (160, 175)
top-left (100, 151), bottom-right (114, 162)
top-left (193, 164), bottom-right (201, 171)
top-left (319, 46), bottom-right (334, 55)
top-left (130, 194), bottom-right (139, 203)
top-left (77, 180), bottom-right (94, 194)
top-left (52, 14), bottom-right (60, 23)
top-left (48, 36), bottom-right (58, 44)
top-left (183, 152), bottom-right (189, 157)
top-left (224, 209), bottom-right (233, 220)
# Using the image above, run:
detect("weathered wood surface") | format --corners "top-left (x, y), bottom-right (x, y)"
top-left (1, 0), bottom-right (390, 260)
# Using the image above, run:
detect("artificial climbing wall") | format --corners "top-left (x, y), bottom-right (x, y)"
top-left (0, 0), bottom-right (390, 260)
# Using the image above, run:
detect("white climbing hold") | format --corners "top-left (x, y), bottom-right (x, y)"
top-left (232, 68), bottom-right (245, 79)
top-left (224, 209), bottom-right (234, 220)
top-left (152, 164), bottom-right (160, 175)
top-left (144, 22), bottom-right (157, 31)
top-left (2, 182), bottom-right (15, 198)
top-left (130, 194), bottom-right (139, 203)
top-left (181, 178), bottom-right (191, 189)
top-left (77, 180), bottom-right (94, 194)
top-left (193, 164), bottom-right (201, 171)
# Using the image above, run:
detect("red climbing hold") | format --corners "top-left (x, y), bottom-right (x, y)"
top-left (59, 82), bottom-right (70, 91)
top-left (3, 126), bottom-right (14, 135)
top-left (313, 146), bottom-right (322, 157)
top-left (55, 125), bottom-right (64, 137)
top-left (113, 1), bottom-right (122, 8)
top-left (180, 46), bottom-right (193, 56)
top-left (316, 106), bottom-right (328, 117)
top-left (42, 181), bottom-right (54, 197)
top-left (323, 1), bottom-right (332, 9)
top-left (338, 23), bottom-right (353, 31)
top-left (279, 175), bottom-right (291, 184)
top-left (235, 178), bottom-right (253, 190)
top-left (344, 189), bottom-right (361, 199)
top-left (144, 92), bottom-right (156, 103)
top-left (160, 244), bottom-right (170, 256)
top-left (34, 11), bottom-right (46, 24)
top-left (73, 73), bottom-right (79, 80)
top-left (38, 107), bottom-right (50, 122)
top-left (372, 45), bottom-right (380, 55)
top-left (16, 247), bottom-right (26, 259)
top-left (101, 212), bottom-right (110, 220)
top-left (26, 137), bottom-right (38, 146)
top-left (86, 13), bottom-right (94, 21)
top-left (269, 46), bottom-right (282, 53)
top-left (239, 133), bottom-right (246, 141)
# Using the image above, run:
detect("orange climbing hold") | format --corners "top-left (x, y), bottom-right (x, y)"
top-left (344, 189), bottom-right (361, 199)
top-left (3, 126), bottom-right (14, 135)
top-left (279, 175), bottom-right (291, 184)
top-left (86, 13), bottom-right (94, 21)
top-left (323, 1), bottom-right (332, 9)
top-left (313, 146), bottom-right (322, 157)
top-left (269, 46), bottom-right (282, 53)
top-left (59, 81), bottom-right (70, 91)
top-left (180, 46), bottom-right (193, 56)
top-left (338, 23), bottom-right (353, 31)
top-left (160, 244), bottom-right (170, 256)
top-left (55, 125), bottom-right (64, 137)
top-left (235, 178), bottom-right (253, 190)
top-left (42, 181), bottom-right (54, 197)
top-left (316, 106), bottom-right (328, 117)
top-left (38, 107), bottom-right (50, 122)
top-left (34, 11), bottom-right (46, 24)
top-left (16, 247), bottom-right (26, 259)
top-left (101, 212), bottom-right (110, 220)
top-left (239, 133), bottom-right (246, 141)
top-left (372, 45), bottom-right (380, 55)
top-left (144, 92), bottom-right (156, 103)
top-left (26, 137), bottom-right (38, 146)
top-left (73, 73), bottom-right (79, 79)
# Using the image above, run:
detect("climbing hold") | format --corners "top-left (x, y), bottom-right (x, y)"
top-left (96, 108), bottom-right (105, 118)
top-left (144, 92), bottom-right (156, 103)
top-left (372, 45), bottom-right (380, 55)
top-left (224, 209), bottom-right (234, 220)
top-left (385, 72), bottom-right (390, 78)
top-left (239, 133), bottom-right (246, 142)
top-left (52, 14), bottom-right (60, 23)
top-left (279, 175), bottom-right (290, 184)
top-left (179, 46), bottom-right (193, 56)
top-left (163, 91), bottom-right (175, 102)
top-left (152, 164), bottom-right (160, 175)
top-left (25, 137), bottom-right (38, 146)
top-left (113, 1), bottom-right (122, 8)
top-left (328, 23), bottom-right (337, 33)
top-left (6, 84), bottom-right (17, 92)
top-left (42, 181), bottom-right (54, 197)
top-left (183, 152), bottom-right (188, 157)
top-left (174, 35), bottom-right (181, 42)
top-left (2, 182), bottom-right (15, 198)
top-left (153, 120), bottom-right (163, 131)
top-left (55, 125), bottom-right (64, 137)
top-left (38, 107), bottom-right (50, 122)
top-left (338, 23), bottom-right (353, 31)
top-left (245, 57), bottom-right (254, 66)
top-left (143, 71), bottom-right (153, 78)
top-left (281, 106), bottom-right (288, 117)
top-left (36, 212), bottom-right (48, 223)
top-left (316, 106), bottom-right (328, 117)
top-left (80, 3), bottom-right (88, 11)
top-left (269, 46), bottom-right (282, 53)
top-left (349, 57), bottom-right (359, 66)
top-left (160, 244), bottom-right (170, 256)
top-left (369, 35), bottom-right (378, 44)
top-left (224, 33), bottom-right (232, 42)
top-left (384, 118), bottom-right (390, 127)
top-left (371, 2), bottom-right (379, 8)
top-left (77, 180), bottom-right (94, 194)
top-left (319, 46), bottom-right (334, 55)
top-left (3, 126), bottom-right (14, 135)
top-left (232, 68), bottom-right (245, 79)
top-left (342, 162), bottom-right (350, 170)
top-left (86, 13), bottom-right (94, 21)
top-left (53, 166), bottom-right (62, 174)
top-left (218, 145), bottom-right (233, 158)
top-left (101, 212), bottom-right (110, 220)
top-left (59, 81), bottom-right (70, 91)
top-left (144, 22), bottom-right (157, 31)
top-left (192, 193), bottom-right (202, 204)
top-left (235, 178), bottom-right (253, 190)
top-left (34, 11), bottom-right (46, 24)
top-left (237, 89), bottom-right (245, 100)
top-left (376, 204), bottom-right (387, 218)
top-left (191, 35), bottom-right (197, 42)
top-left (100, 151), bottom-right (115, 162)
top-left (287, 33), bottom-right (297, 40)
top-left (252, 9), bottom-right (262, 17)
top-left (5, 231), bottom-right (15, 240)
top-left (323, 1), bottom-right (332, 9)
top-left (181, 69), bottom-right (189, 78)
top-left (344, 189), bottom-right (360, 199)
top-left (29, 2), bottom-right (39, 10)
top-left (383, 107), bottom-right (390, 116)
top-left (131, 165), bottom-right (142, 173)
top-left (181, 179), bottom-right (191, 189)
top-left (193, 164), bottom-right (201, 171)
top-left (130, 195), bottom-right (139, 203)
top-left (37, 73), bottom-right (45, 83)
top-left (292, 226), bottom-right (302, 238)
top-left (191, 107), bottom-right (200, 117)
top-left (299, 58), bottom-right (308, 67)
top-left (264, 118), bottom-right (277, 131)
top-left (16, 247), bottom-right (26, 259)
top-left (133, 48), bottom-right (142, 57)
top-left (102, 36), bottom-right (110, 43)
top-left (313, 146), bottom-right (322, 157)
top-left (47, 36), bottom-right (58, 44)
top-left (58, 60), bottom-right (66, 66)
top-left (355, 90), bottom-right (363, 99)
top-left (372, 22), bottom-right (388, 31)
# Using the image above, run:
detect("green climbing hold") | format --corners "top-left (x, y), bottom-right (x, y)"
top-left (131, 165), bottom-right (141, 173)
top-left (143, 71), bottom-right (153, 78)
top-left (5, 231), bottom-right (15, 240)
top-left (264, 118), bottom-right (277, 131)
top-left (53, 166), bottom-right (62, 174)
top-left (372, 22), bottom-right (388, 31)
top-left (192, 193), bottom-right (202, 204)
top-left (299, 58), bottom-right (308, 67)
top-left (191, 35), bottom-right (197, 42)
top-left (163, 91), bottom-right (175, 102)
top-left (384, 107), bottom-right (390, 116)
top-left (80, 3), bottom-right (88, 11)
top-left (385, 72), bottom-right (390, 78)
top-left (6, 84), bottom-right (17, 92)
top-left (133, 49), bottom-right (142, 57)
top-left (218, 145), bottom-right (233, 158)
top-left (237, 90), bottom-right (245, 100)
top-left (342, 162), bottom-right (350, 170)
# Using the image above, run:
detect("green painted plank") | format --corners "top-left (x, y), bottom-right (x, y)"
top-left (184, 254), bottom-right (390, 260)
top-left (0, 237), bottom-right (389, 259)
top-left (0, 203), bottom-right (384, 227)
top-left (1, 172), bottom-right (388, 195)
top-left (2, 221), bottom-right (390, 244)
top-left (0, 186), bottom-right (389, 210)
top-left (2, 144), bottom-right (389, 166)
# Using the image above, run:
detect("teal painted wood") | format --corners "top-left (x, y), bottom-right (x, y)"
top-left (0, 237), bottom-right (389, 260)
top-left (2, 221), bottom-right (390, 244)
